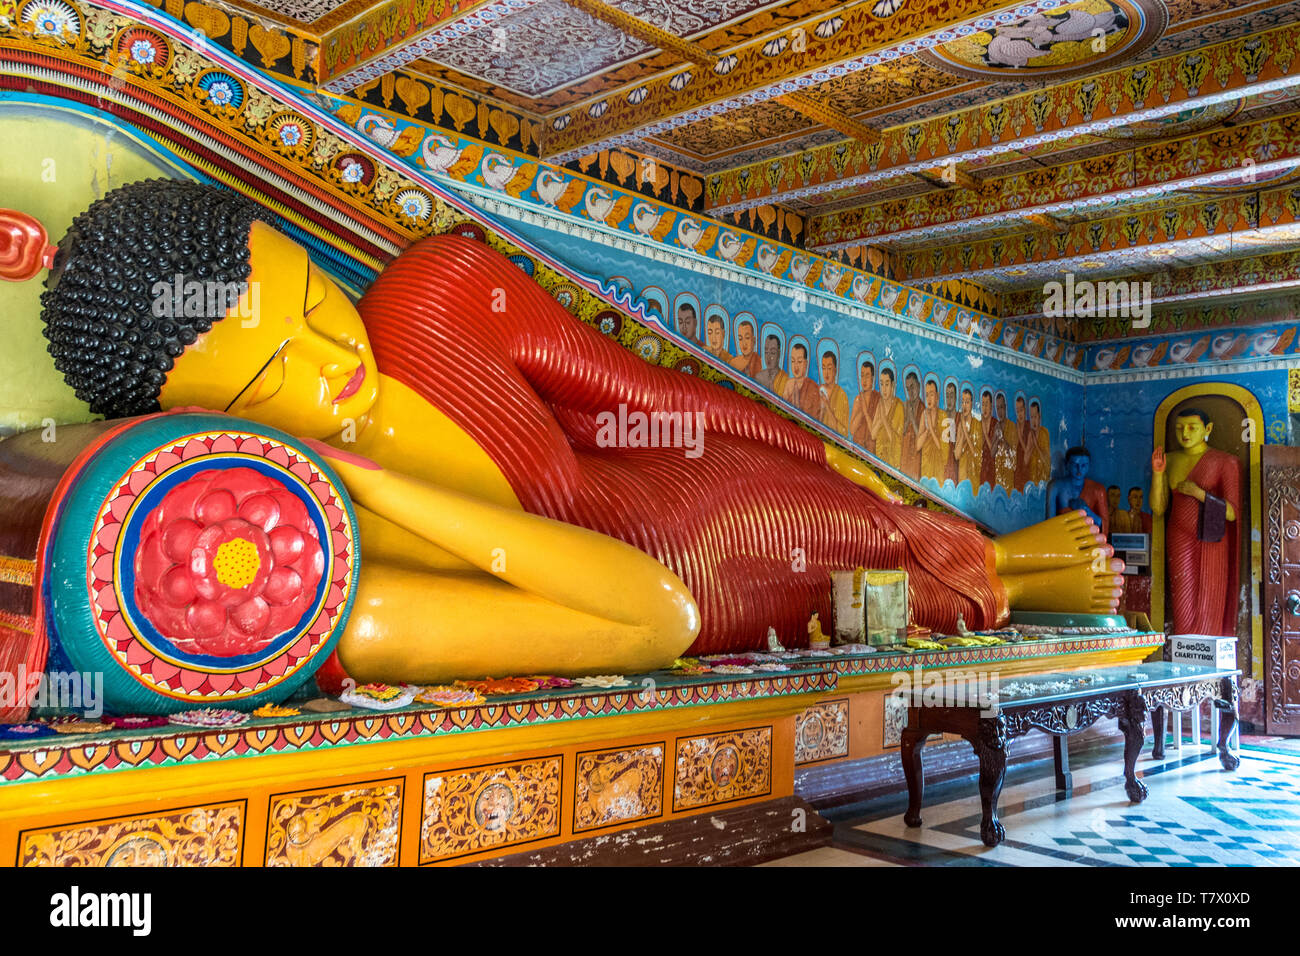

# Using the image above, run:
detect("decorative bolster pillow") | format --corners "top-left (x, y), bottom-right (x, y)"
top-left (0, 410), bottom-right (359, 718)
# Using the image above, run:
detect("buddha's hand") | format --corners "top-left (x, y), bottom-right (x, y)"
top-left (1175, 479), bottom-right (1206, 502)
top-left (1151, 447), bottom-right (1166, 473)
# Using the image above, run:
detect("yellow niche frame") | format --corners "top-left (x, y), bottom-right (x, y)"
top-left (1150, 382), bottom-right (1264, 677)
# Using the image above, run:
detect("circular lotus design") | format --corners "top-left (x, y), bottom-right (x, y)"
top-left (133, 467), bottom-right (325, 657)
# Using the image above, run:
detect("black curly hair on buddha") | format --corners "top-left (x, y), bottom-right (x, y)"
top-left (41, 179), bottom-right (271, 419)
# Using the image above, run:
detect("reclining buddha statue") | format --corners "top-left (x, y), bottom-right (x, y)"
top-left (11, 179), bottom-right (1121, 688)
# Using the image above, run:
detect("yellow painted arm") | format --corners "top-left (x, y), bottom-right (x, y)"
top-left (313, 444), bottom-right (700, 635)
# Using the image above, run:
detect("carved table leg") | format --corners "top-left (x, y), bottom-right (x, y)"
top-left (901, 730), bottom-right (930, 828)
top-left (1150, 704), bottom-right (1166, 760)
top-left (973, 715), bottom-right (1008, 847)
top-left (1119, 693), bottom-right (1149, 803)
top-left (1053, 734), bottom-right (1072, 794)
top-left (1215, 677), bottom-right (1241, 772)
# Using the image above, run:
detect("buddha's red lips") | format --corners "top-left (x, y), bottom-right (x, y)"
top-left (333, 364), bottom-right (365, 403)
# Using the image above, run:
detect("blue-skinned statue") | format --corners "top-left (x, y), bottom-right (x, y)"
top-left (1048, 446), bottom-right (1109, 538)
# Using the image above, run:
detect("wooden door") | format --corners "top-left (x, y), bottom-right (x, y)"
top-left (1263, 445), bottom-right (1300, 735)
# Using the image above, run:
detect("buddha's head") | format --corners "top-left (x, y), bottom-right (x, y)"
top-left (763, 334), bottom-right (781, 369)
top-left (736, 321), bottom-right (754, 356)
top-left (706, 315), bottom-right (724, 351)
top-left (1064, 446), bottom-right (1091, 482)
top-left (905, 372), bottom-right (919, 401)
top-left (790, 343), bottom-right (808, 379)
top-left (40, 180), bottom-right (378, 439)
top-left (820, 351), bottom-right (837, 386)
top-left (1173, 408), bottom-right (1213, 450)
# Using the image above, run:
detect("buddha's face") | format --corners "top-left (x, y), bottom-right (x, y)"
top-left (763, 337), bottom-right (780, 368)
top-left (1066, 454), bottom-right (1090, 482)
top-left (1174, 413), bottom-right (1211, 449)
top-left (678, 307), bottom-right (697, 341)
top-left (707, 319), bottom-right (724, 350)
top-left (737, 323), bottom-right (754, 355)
top-left (160, 222), bottom-right (378, 439)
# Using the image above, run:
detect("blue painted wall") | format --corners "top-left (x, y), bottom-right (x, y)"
top-left (1082, 365), bottom-right (1292, 504)
top-left (495, 209), bottom-right (1086, 534)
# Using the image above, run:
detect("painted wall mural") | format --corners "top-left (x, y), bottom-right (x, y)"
top-left (491, 203), bottom-right (1086, 534)
top-left (322, 95), bottom-right (1086, 374)
top-left (917, 0), bottom-right (1166, 82)
top-left (1086, 325), bottom-right (1300, 373)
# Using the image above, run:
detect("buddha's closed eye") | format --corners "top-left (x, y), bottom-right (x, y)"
top-left (227, 341), bottom-right (288, 412)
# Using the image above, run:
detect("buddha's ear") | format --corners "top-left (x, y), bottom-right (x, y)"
top-left (0, 209), bottom-right (58, 282)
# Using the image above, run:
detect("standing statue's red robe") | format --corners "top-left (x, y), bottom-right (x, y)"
top-left (1167, 448), bottom-right (1241, 637)
top-left (360, 236), bottom-right (1008, 653)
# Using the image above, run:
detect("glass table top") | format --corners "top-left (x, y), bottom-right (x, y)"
top-left (898, 661), bottom-right (1239, 711)
top-left (993, 662), bottom-right (1238, 708)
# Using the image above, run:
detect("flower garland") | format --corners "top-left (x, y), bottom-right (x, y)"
top-left (167, 708), bottom-right (249, 727)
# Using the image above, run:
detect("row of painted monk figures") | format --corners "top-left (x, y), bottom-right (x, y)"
top-left (679, 306), bottom-right (1051, 493)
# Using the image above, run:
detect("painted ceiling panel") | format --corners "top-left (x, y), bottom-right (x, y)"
top-left (414, 0), bottom-right (795, 98)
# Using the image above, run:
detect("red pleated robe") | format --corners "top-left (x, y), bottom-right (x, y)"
top-left (1167, 448), bottom-right (1241, 637)
top-left (358, 235), bottom-right (1009, 654)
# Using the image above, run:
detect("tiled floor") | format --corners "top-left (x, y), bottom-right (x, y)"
top-left (766, 740), bottom-right (1300, 867)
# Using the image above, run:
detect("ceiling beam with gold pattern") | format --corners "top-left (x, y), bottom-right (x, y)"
top-left (557, 0), bottom-right (716, 68)
top-left (319, 0), bottom-right (523, 93)
top-left (542, 0), bottom-right (1052, 162)
top-left (913, 218), bottom-right (1300, 293)
top-left (999, 248), bottom-right (1300, 322)
top-left (808, 113), bottom-right (1300, 253)
top-left (706, 21), bottom-right (1300, 216)
top-left (549, 0), bottom-right (884, 154)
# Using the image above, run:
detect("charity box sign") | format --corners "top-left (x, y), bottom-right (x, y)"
top-left (1168, 634), bottom-right (1237, 669)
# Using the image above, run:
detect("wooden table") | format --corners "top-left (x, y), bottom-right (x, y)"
top-left (900, 662), bottom-right (1239, 847)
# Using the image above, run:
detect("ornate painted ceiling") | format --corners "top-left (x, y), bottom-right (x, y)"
top-left (182, 0), bottom-right (1300, 338)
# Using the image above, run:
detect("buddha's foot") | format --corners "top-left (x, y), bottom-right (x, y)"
top-left (995, 511), bottom-right (1125, 615)
top-left (994, 509), bottom-right (1113, 575)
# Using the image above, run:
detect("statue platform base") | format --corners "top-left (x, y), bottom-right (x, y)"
top-left (0, 631), bottom-right (1160, 866)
